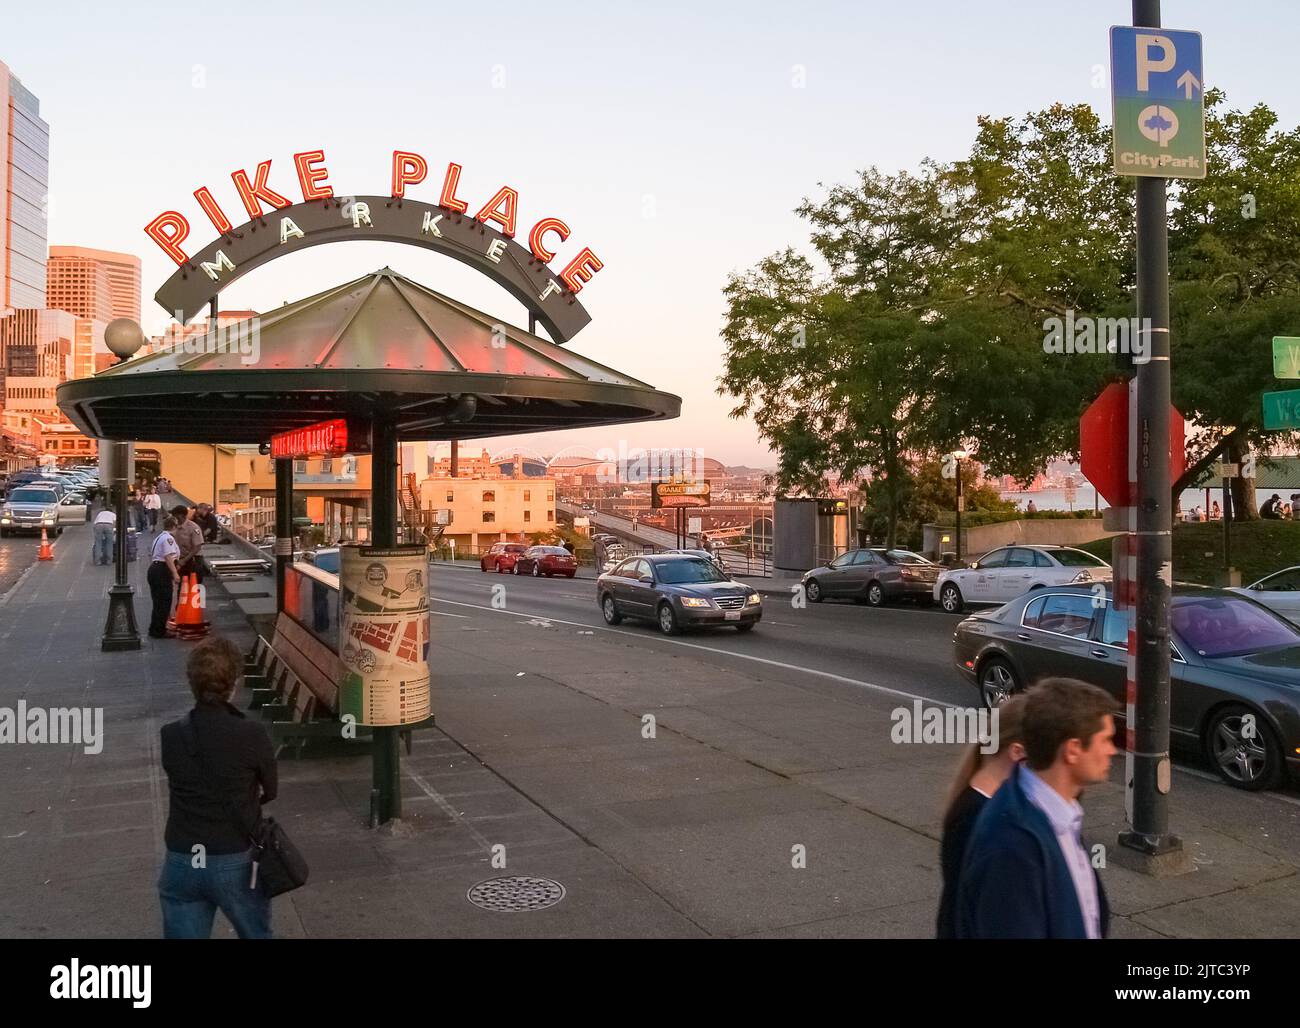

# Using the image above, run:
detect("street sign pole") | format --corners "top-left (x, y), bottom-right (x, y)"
top-left (1119, 0), bottom-right (1184, 868)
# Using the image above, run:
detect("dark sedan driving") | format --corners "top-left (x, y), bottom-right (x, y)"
top-left (597, 553), bottom-right (762, 635)
top-left (801, 547), bottom-right (941, 606)
top-left (952, 584), bottom-right (1300, 790)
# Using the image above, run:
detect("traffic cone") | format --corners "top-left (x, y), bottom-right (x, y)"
top-left (174, 573), bottom-right (210, 639)
top-left (37, 527), bottom-right (53, 561)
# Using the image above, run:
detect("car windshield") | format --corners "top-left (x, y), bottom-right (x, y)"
top-left (1172, 595), bottom-right (1300, 658)
top-left (539, 547), bottom-right (569, 555)
top-left (876, 549), bottom-right (931, 565)
top-left (506, 545), bottom-right (527, 553)
top-left (1051, 549), bottom-right (1109, 568)
top-left (9, 488), bottom-right (58, 503)
top-left (655, 558), bottom-right (728, 585)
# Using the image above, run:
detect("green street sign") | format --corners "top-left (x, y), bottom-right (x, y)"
top-left (1262, 388), bottom-right (1300, 430)
top-left (1273, 336), bottom-right (1300, 379)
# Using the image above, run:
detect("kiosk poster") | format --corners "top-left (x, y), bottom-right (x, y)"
top-left (338, 544), bottom-right (431, 727)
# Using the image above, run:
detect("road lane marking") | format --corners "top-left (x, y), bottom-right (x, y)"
top-left (429, 594), bottom-right (942, 705)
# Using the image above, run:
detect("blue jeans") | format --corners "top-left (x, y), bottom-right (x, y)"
top-left (93, 524), bottom-right (114, 565)
top-left (158, 848), bottom-right (271, 939)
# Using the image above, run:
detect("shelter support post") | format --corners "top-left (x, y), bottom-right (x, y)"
top-left (371, 414), bottom-right (402, 824)
top-left (275, 458), bottom-right (293, 612)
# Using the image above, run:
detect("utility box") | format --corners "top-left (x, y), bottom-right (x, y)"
top-left (773, 497), bottom-right (850, 572)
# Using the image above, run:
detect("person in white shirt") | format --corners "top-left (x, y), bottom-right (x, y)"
top-left (148, 516), bottom-right (182, 638)
top-left (93, 508), bottom-right (116, 566)
top-left (143, 488), bottom-right (163, 531)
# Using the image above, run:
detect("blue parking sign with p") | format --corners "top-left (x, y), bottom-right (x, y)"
top-left (1110, 26), bottom-right (1206, 178)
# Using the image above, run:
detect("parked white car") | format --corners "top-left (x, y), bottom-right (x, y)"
top-left (934, 544), bottom-right (1113, 613)
top-left (1232, 566), bottom-right (1300, 623)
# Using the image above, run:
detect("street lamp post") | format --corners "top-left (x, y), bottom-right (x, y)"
top-left (100, 319), bottom-right (146, 652)
top-left (949, 450), bottom-right (969, 562)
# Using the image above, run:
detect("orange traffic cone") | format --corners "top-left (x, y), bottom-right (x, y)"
top-left (38, 527), bottom-right (53, 561)
top-left (174, 573), bottom-right (210, 639)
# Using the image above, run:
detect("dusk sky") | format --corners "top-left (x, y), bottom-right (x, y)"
top-left (8, 0), bottom-right (1298, 466)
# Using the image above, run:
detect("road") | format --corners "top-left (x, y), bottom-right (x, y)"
top-left (430, 561), bottom-right (975, 709)
top-left (427, 560), bottom-right (1300, 802)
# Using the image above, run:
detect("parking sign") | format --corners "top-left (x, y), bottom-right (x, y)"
top-left (1110, 26), bottom-right (1206, 178)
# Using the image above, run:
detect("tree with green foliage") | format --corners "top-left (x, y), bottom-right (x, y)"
top-left (720, 93), bottom-right (1300, 538)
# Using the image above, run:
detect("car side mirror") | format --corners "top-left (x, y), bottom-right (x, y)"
top-left (639, 576), bottom-right (653, 585)
top-left (969, 562), bottom-right (978, 570)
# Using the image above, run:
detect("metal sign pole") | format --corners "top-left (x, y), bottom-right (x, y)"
top-left (1120, 0), bottom-right (1182, 865)
top-left (370, 414), bottom-right (402, 824)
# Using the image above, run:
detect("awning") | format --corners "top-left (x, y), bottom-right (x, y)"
top-left (58, 267), bottom-right (680, 444)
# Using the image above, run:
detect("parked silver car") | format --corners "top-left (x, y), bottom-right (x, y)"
top-left (0, 485), bottom-right (64, 537)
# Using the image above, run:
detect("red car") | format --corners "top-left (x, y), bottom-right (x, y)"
top-left (481, 542), bottom-right (528, 573)
top-left (514, 545), bottom-right (577, 578)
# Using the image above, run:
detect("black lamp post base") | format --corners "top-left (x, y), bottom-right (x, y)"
top-left (102, 584), bottom-right (142, 651)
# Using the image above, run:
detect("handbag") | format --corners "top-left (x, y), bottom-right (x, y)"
top-left (179, 711), bottom-right (309, 897)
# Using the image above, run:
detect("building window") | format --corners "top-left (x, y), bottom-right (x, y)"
top-left (524, 510), bottom-right (531, 522)
top-left (483, 511), bottom-right (495, 523)
top-left (320, 459), bottom-right (332, 473)
top-left (524, 490), bottom-right (531, 502)
top-left (294, 460), bottom-right (307, 474)
top-left (547, 491), bottom-right (554, 501)
top-left (482, 490), bottom-right (495, 503)
top-left (547, 509), bottom-right (554, 521)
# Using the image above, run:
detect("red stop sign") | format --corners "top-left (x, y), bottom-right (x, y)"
top-left (1080, 382), bottom-right (1185, 508)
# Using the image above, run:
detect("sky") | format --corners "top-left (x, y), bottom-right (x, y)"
top-left (7, 0), bottom-right (1299, 467)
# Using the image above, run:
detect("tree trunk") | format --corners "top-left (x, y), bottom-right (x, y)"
top-left (1227, 434), bottom-right (1258, 521)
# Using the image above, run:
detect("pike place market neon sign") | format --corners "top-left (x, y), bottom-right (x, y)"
top-left (145, 151), bottom-right (602, 342)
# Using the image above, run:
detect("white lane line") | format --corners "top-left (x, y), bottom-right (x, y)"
top-left (429, 594), bottom-right (942, 705)
top-left (430, 610), bottom-right (470, 618)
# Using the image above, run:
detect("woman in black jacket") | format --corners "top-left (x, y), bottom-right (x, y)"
top-left (158, 636), bottom-right (278, 938)
top-left (936, 694), bottom-right (1026, 939)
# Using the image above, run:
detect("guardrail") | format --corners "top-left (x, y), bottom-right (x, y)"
top-left (282, 560), bottom-right (340, 654)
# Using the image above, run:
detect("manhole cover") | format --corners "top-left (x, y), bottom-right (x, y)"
top-left (466, 875), bottom-right (566, 912)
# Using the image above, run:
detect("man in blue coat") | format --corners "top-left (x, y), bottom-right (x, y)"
top-left (957, 678), bottom-right (1118, 939)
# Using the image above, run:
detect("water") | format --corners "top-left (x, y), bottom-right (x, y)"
top-left (1000, 487), bottom-right (1294, 517)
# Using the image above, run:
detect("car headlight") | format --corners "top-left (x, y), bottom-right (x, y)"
top-left (746, 592), bottom-right (761, 605)
top-left (680, 597), bottom-right (711, 608)
top-left (1072, 570), bottom-right (1092, 583)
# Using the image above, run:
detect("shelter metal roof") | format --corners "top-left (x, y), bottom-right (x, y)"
top-left (58, 268), bottom-right (680, 444)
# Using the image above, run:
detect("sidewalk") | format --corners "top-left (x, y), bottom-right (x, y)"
top-left (2, 524), bottom-right (1298, 937)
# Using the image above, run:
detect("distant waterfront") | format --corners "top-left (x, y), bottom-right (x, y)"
top-left (1000, 486), bottom-right (1293, 516)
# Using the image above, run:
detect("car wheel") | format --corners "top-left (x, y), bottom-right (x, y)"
top-left (657, 602), bottom-right (681, 636)
top-left (978, 657), bottom-right (1019, 709)
top-left (735, 622), bottom-right (755, 633)
top-left (601, 593), bottom-right (622, 625)
top-left (865, 581), bottom-right (885, 607)
top-left (496, 562), bottom-right (504, 573)
top-left (805, 578), bottom-right (823, 603)
top-left (1204, 704), bottom-right (1281, 791)
top-left (513, 562), bottom-right (521, 575)
top-left (0, 529), bottom-right (6, 538)
top-left (532, 564), bottom-right (541, 577)
top-left (940, 583), bottom-right (964, 614)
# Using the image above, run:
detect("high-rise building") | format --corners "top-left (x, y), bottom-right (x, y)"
top-left (0, 308), bottom-right (73, 417)
top-left (47, 245), bottom-right (142, 322)
top-left (0, 61), bottom-right (50, 310)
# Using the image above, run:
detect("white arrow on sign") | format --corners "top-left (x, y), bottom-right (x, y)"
top-left (1177, 70), bottom-right (1201, 99)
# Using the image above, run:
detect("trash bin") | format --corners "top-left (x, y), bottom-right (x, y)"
top-left (125, 528), bottom-right (139, 563)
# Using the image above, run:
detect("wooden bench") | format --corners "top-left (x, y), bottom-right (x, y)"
top-left (243, 612), bottom-right (431, 758)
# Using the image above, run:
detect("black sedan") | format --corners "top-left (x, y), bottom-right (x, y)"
top-left (801, 547), bottom-right (940, 606)
top-left (952, 584), bottom-right (1300, 790)
top-left (596, 553), bottom-right (761, 635)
